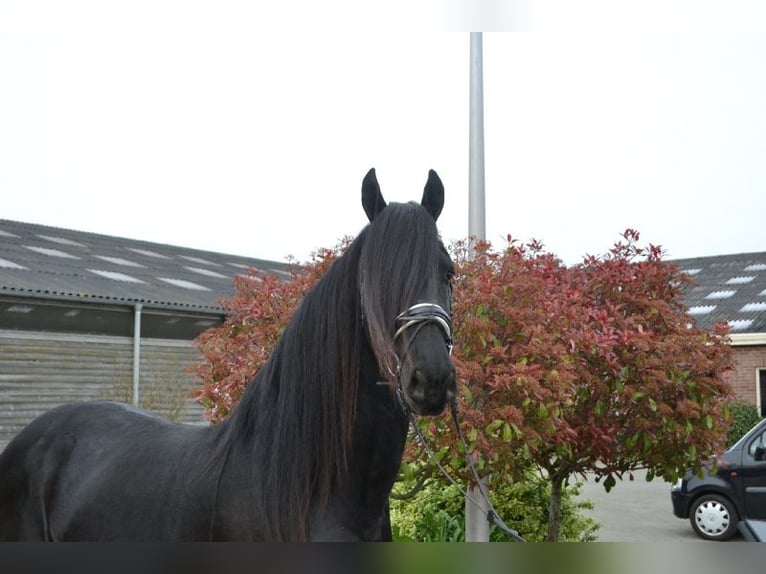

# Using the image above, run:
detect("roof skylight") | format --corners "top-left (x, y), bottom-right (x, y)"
top-left (744, 264), bottom-right (766, 272)
top-left (740, 302), bottom-right (766, 313)
top-left (728, 319), bottom-right (754, 331)
top-left (88, 269), bottom-right (144, 283)
top-left (127, 248), bottom-right (169, 259)
top-left (36, 234), bottom-right (86, 247)
top-left (185, 266), bottom-right (228, 279)
top-left (180, 255), bottom-right (219, 266)
top-left (23, 245), bottom-right (80, 259)
top-left (688, 305), bottom-right (716, 315)
top-left (157, 277), bottom-right (211, 291)
top-left (94, 255), bottom-right (145, 268)
top-left (0, 257), bottom-right (27, 270)
top-left (705, 290), bottom-right (736, 300)
top-left (725, 276), bottom-right (756, 285)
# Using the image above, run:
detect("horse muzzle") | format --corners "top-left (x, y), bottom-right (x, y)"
top-left (399, 363), bottom-right (456, 416)
top-left (392, 302), bottom-right (456, 416)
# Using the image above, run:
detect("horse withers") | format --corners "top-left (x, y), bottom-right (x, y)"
top-left (0, 168), bottom-right (456, 541)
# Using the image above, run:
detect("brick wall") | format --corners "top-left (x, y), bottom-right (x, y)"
top-left (726, 345), bottom-right (766, 410)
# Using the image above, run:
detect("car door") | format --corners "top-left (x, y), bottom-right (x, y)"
top-left (741, 426), bottom-right (766, 519)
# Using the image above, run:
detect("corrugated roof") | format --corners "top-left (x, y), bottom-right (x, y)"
top-left (0, 219), bottom-right (293, 313)
top-left (672, 251), bottom-right (766, 335)
top-left (2, 220), bottom-right (764, 335)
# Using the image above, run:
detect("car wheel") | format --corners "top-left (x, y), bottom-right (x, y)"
top-left (690, 494), bottom-right (739, 540)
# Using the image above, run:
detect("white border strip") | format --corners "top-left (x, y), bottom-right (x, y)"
top-left (729, 333), bottom-right (766, 346)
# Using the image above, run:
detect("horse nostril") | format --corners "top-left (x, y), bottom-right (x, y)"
top-left (412, 369), bottom-right (428, 390)
top-left (411, 369), bottom-right (456, 393)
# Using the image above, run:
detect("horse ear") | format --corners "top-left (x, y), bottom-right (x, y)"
top-left (421, 169), bottom-right (444, 221)
top-left (362, 168), bottom-right (387, 222)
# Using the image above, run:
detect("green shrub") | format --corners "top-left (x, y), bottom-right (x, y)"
top-left (727, 401), bottom-right (762, 447)
top-left (390, 472), bottom-right (599, 542)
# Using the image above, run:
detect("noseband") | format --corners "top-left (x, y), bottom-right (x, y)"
top-left (393, 303), bottom-right (453, 359)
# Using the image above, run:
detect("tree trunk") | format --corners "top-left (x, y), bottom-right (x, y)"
top-left (546, 473), bottom-right (564, 541)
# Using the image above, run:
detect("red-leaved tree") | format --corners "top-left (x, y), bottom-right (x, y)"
top-left (437, 230), bottom-right (733, 540)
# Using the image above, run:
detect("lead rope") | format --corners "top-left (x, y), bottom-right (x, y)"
top-left (397, 388), bottom-right (525, 542)
top-left (447, 399), bottom-right (525, 542)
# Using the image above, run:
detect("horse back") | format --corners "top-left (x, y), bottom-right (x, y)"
top-left (0, 401), bottom-right (215, 541)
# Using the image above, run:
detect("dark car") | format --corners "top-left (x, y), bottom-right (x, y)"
top-left (671, 418), bottom-right (766, 540)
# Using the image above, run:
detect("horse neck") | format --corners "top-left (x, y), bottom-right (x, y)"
top-left (208, 246), bottom-right (377, 536)
top-left (210, 238), bottom-right (416, 539)
top-left (236, 245), bottom-right (366, 431)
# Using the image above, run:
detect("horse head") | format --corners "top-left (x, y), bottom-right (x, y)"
top-left (359, 168), bottom-right (456, 416)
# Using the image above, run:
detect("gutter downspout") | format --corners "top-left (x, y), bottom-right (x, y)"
top-left (132, 304), bottom-right (143, 406)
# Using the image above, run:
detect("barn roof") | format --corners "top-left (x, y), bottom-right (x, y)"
top-left (0, 219), bottom-right (293, 314)
top-left (2, 219), bottom-right (764, 339)
top-left (672, 251), bottom-right (766, 337)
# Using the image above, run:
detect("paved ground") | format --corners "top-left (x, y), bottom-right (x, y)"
top-left (577, 468), bottom-right (740, 542)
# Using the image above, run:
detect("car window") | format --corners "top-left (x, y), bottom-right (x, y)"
top-left (748, 429), bottom-right (766, 458)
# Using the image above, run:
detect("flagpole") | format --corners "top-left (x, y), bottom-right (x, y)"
top-left (465, 31), bottom-right (490, 543)
top-left (468, 32), bottom-right (486, 243)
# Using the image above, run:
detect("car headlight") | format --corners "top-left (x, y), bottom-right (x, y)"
top-left (671, 478), bottom-right (684, 490)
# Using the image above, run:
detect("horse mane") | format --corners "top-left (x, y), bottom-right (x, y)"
top-left (218, 201), bottom-right (444, 540)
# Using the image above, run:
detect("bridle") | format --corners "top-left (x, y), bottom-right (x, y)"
top-left (390, 300), bottom-right (453, 416)
top-left (389, 301), bottom-right (526, 543)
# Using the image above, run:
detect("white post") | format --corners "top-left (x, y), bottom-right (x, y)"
top-left (465, 32), bottom-right (490, 542)
top-left (468, 32), bottom-right (486, 243)
top-left (465, 482), bottom-right (490, 542)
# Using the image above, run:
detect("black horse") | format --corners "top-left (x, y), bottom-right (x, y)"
top-left (0, 169), bottom-right (456, 541)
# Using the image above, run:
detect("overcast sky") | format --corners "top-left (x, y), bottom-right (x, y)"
top-left (2, 1), bottom-right (765, 266)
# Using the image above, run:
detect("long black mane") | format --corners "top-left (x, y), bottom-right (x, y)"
top-left (215, 201), bottom-right (447, 540)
